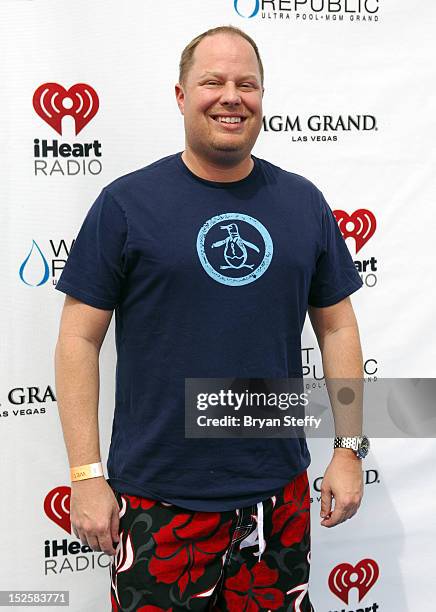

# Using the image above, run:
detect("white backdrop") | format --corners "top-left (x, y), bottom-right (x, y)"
top-left (1, 1), bottom-right (436, 611)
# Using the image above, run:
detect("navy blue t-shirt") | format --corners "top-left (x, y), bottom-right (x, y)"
top-left (55, 152), bottom-right (363, 511)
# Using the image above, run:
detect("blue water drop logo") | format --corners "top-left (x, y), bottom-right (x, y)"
top-left (234, 0), bottom-right (260, 18)
top-left (19, 240), bottom-right (50, 286)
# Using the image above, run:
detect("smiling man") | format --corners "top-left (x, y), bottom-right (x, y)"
top-left (54, 25), bottom-right (367, 611)
top-left (176, 31), bottom-right (263, 180)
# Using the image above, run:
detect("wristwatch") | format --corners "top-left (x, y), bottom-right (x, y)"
top-left (334, 435), bottom-right (370, 459)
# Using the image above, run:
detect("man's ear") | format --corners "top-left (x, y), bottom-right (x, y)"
top-left (175, 83), bottom-right (185, 115)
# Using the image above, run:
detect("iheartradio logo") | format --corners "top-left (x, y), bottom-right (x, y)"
top-left (329, 558), bottom-right (379, 604)
top-left (333, 209), bottom-right (376, 254)
top-left (44, 486), bottom-right (71, 534)
top-left (33, 83), bottom-right (99, 135)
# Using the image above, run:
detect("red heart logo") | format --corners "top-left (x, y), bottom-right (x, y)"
top-left (44, 486), bottom-right (71, 534)
top-left (329, 558), bottom-right (379, 604)
top-left (333, 209), bottom-right (376, 254)
top-left (33, 82), bottom-right (99, 135)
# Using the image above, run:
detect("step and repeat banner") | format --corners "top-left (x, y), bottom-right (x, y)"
top-left (2, 1), bottom-right (435, 611)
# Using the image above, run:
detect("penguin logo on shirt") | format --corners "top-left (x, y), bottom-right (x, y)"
top-left (197, 213), bottom-right (273, 286)
top-left (212, 223), bottom-right (260, 270)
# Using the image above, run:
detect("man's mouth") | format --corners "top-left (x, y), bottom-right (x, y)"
top-left (210, 115), bottom-right (247, 124)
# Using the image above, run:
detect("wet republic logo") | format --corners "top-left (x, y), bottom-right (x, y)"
top-left (19, 238), bottom-right (73, 288)
top-left (233, 0), bottom-right (380, 22)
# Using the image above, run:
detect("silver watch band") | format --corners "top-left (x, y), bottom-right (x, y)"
top-left (334, 435), bottom-right (370, 459)
top-left (334, 436), bottom-right (359, 451)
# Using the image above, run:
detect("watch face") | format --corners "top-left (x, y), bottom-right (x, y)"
top-left (358, 435), bottom-right (370, 458)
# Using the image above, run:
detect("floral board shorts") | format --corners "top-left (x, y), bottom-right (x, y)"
top-left (110, 469), bottom-right (314, 611)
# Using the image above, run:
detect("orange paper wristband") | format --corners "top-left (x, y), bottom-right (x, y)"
top-left (70, 462), bottom-right (104, 482)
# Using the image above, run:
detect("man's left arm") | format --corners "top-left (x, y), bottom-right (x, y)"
top-left (308, 296), bottom-right (364, 528)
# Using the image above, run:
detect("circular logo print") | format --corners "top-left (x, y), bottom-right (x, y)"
top-left (196, 213), bottom-right (273, 286)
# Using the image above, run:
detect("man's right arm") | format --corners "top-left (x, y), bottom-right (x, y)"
top-left (54, 294), bottom-right (120, 556)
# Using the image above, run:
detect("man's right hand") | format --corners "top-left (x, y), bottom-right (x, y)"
top-left (70, 477), bottom-right (120, 556)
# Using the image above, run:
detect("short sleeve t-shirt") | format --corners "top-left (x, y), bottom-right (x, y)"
top-left (55, 152), bottom-right (363, 511)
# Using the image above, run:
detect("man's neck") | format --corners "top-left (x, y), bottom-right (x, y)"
top-left (181, 148), bottom-right (254, 183)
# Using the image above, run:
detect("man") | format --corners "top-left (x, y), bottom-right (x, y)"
top-left (55, 25), bottom-right (367, 611)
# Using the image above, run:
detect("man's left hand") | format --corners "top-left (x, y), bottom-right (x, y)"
top-left (319, 449), bottom-right (364, 528)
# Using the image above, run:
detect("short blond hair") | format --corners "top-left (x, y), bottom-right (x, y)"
top-left (178, 25), bottom-right (264, 88)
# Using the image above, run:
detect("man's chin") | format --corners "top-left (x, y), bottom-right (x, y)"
top-left (189, 139), bottom-right (251, 164)
top-left (212, 146), bottom-right (242, 154)
top-left (209, 141), bottom-right (246, 154)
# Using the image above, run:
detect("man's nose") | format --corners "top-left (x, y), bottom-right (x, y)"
top-left (219, 82), bottom-right (241, 105)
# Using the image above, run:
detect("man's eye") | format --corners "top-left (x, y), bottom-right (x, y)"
top-left (204, 81), bottom-right (255, 88)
